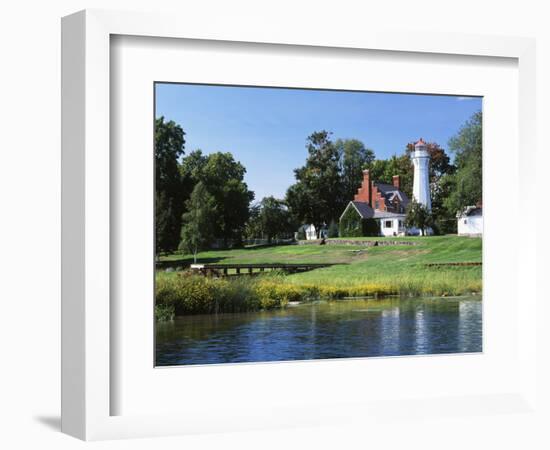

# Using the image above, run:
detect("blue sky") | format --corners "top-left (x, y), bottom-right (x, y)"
top-left (155, 83), bottom-right (482, 201)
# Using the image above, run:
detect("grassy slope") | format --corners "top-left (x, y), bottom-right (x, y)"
top-left (160, 236), bottom-right (482, 295)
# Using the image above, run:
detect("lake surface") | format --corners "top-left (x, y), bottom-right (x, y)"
top-left (155, 296), bottom-right (482, 366)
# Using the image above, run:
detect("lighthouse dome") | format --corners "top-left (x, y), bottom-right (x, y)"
top-left (414, 137), bottom-right (427, 148)
top-left (413, 138), bottom-right (429, 157)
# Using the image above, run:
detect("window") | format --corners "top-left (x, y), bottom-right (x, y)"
top-left (384, 220), bottom-right (392, 228)
top-left (375, 200), bottom-right (379, 209)
top-left (398, 220), bottom-right (403, 228)
top-left (463, 219), bottom-right (468, 224)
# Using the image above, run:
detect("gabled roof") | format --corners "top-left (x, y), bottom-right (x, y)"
top-left (340, 201), bottom-right (406, 221)
top-left (339, 201), bottom-right (374, 221)
top-left (373, 182), bottom-right (410, 209)
top-left (351, 201), bottom-right (375, 219)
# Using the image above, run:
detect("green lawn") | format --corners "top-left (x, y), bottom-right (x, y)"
top-left (159, 235), bottom-right (482, 296)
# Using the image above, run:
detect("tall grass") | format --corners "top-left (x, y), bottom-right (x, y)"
top-left (155, 267), bottom-right (482, 320)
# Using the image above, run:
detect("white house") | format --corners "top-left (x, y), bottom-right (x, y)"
top-left (457, 206), bottom-right (483, 236)
top-left (339, 138), bottom-right (432, 237)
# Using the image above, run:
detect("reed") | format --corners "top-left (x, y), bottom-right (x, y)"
top-left (155, 266), bottom-right (481, 320)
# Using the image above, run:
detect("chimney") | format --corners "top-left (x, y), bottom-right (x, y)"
top-left (354, 169), bottom-right (371, 204)
top-left (392, 175), bottom-right (400, 189)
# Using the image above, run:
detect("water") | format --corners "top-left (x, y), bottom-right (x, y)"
top-left (155, 296), bottom-right (482, 366)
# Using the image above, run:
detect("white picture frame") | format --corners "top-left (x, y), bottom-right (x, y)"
top-left (61, 9), bottom-right (538, 441)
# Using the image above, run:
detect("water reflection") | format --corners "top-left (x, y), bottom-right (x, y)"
top-left (155, 296), bottom-right (482, 366)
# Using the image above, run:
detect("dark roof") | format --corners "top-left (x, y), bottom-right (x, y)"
top-left (351, 201), bottom-right (374, 219)
top-left (457, 206), bottom-right (483, 218)
top-left (466, 207), bottom-right (482, 217)
top-left (373, 183), bottom-right (410, 209)
top-left (344, 201), bottom-right (407, 220)
top-left (374, 183), bottom-right (396, 193)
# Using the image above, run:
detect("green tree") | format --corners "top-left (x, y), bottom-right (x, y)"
top-left (367, 159), bottom-right (389, 186)
top-left (443, 111), bottom-right (483, 214)
top-left (179, 182), bottom-right (217, 263)
top-left (285, 182), bottom-right (314, 229)
top-left (155, 117), bottom-right (186, 254)
top-left (258, 197), bottom-right (293, 243)
top-left (181, 151), bottom-right (254, 247)
top-left (405, 200), bottom-right (433, 236)
top-left (286, 131), bottom-right (343, 232)
top-left (244, 203), bottom-right (262, 241)
top-left (245, 197), bottom-right (294, 243)
top-left (431, 175), bottom-right (458, 234)
top-left (335, 139), bottom-right (375, 202)
top-left (327, 220), bottom-right (339, 238)
top-left (179, 149), bottom-right (208, 197)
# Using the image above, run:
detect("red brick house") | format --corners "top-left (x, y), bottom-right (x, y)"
top-left (339, 169), bottom-right (410, 236)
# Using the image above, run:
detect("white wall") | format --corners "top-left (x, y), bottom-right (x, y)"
top-left (305, 224), bottom-right (317, 240)
top-left (379, 218), bottom-right (405, 237)
top-left (1, 1), bottom-right (549, 449)
top-left (412, 150), bottom-right (431, 210)
top-left (458, 216), bottom-right (483, 236)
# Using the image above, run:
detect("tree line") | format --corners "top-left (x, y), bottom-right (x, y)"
top-left (155, 110), bottom-right (482, 256)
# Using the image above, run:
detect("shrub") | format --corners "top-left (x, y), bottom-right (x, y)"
top-left (155, 274), bottom-right (305, 316)
top-left (255, 281), bottom-right (304, 308)
top-left (339, 207), bottom-right (379, 237)
top-left (339, 207), bottom-right (363, 237)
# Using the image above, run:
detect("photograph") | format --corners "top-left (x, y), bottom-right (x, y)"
top-left (154, 83), bottom-right (483, 366)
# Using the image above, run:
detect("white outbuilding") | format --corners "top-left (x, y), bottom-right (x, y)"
top-left (457, 206), bottom-right (483, 236)
top-left (304, 224), bottom-right (317, 240)
top-left (300, 224), bottom-right (328, 240)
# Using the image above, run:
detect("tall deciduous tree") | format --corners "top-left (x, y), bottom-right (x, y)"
top-left (286, 131), bottom-right (343, 233)
top-left (179, 182), bottom-right (217, 263)
top-left (246, 197), bottom-right (294, 243)
top-left (155, 117), bottom-right (186, 254)
top-left (181, 151), bottom-right (254, 246)
top-left (335, 138), bottom-right (375, 202)
top-left (258, 196), bottom-right (293, 243)
top-left (443, 111), bottom-right (483, 214)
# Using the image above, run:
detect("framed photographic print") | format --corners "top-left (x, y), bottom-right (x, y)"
top-left (153, 83), bottom-right (483, 367)
top-left (62, 9), bottom-right (538, 441)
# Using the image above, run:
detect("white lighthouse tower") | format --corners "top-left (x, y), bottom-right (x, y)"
top-left (411, 138), bottom-right (431, 211)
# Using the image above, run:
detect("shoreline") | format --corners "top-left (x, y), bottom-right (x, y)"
top-left (156, 282), bottom-right (482, 321)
